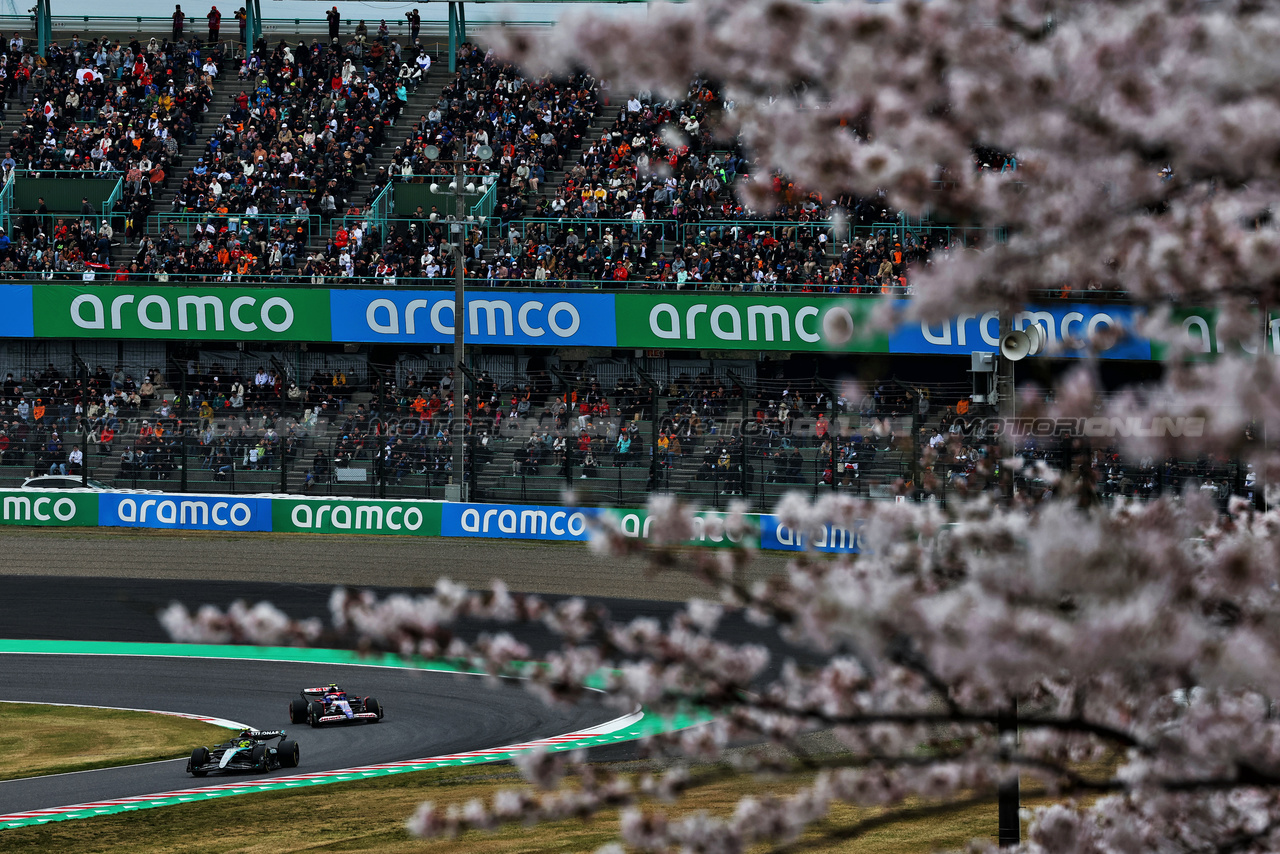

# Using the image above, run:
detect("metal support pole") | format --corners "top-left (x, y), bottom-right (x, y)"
top-left (379, 446), bottom-right (387, 499)
top-left (830, 426), bottom-right (836, 493)
top-left (996, 310), bottom-right (1020, 848)
top-left (36, 0), bottom-right (51, 58)
top-left (1260, 306), bottom-right (1271, 512)
top-left (447, 2), bottom-right (458, 72)
top-left (247, 0), bottom-right (263, 47)
top-left (81, 427), bottom-right (88, 487)
top-left (457, 2), bottom-right (466, 43)
top-left (280, 436), bottom-right (288, 493)
top-left (650, 388), bottom-right (659, 489)
top-left (180, 367), bottom-right (188, 492)
top-left (636, 367), bottom-right (661, 493)
top-left (997, 315), bottom-right (1015, 505)
top-left (998, 699), bottom-right (1020, 847)
top-left (448, 156), bottom-right (467, 502)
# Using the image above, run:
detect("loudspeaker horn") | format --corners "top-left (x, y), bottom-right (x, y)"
top-left (1000, 330), bottom-right (1031, 361)
top-left (1024, 322), bottom-right (1046, 356)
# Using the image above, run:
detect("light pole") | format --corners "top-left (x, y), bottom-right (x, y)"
top-left (424, 141), bottom-right (492, 502)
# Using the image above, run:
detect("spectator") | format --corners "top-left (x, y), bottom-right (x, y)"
top-left (208, 5), bottom-right (222, 43)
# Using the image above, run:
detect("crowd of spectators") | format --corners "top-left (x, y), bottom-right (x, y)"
top-left (0, 354), bottom-right (1248, 510)
top-left (453, 77), bottom-right (941, 290)
top-left (149, 27), bottom-right (418, 281)
top-left (469, 217), bottom-right (932, 291)
top-left (314, 42), bottom-right (601, 286)
top-left (0, 32), bottom-right (221, 277)
top-left (388, 43), bottom-right (598, 219)
top-left (0, 25), bottom-right (994, 291)
top-left (0, 30), bottom-right (946, 289)
top-left (57, 24), bottom-right (428, 283)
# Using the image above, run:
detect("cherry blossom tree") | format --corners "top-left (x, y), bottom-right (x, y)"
top-left (164, 0), bottom-right (1280, 850)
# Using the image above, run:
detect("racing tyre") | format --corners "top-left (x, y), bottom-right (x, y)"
top-left (278, 738), bottom-right (300, 768)
top-left (289, 698), bottom-right (308, 725)
top-left (364, 697), bottom-right (383, 720)
top-left (250, 743), bottom-right (268, 771)
top-left (308, 700), bottom-right (325, 728)
top-left (189, 746), bottom-right (209, 777)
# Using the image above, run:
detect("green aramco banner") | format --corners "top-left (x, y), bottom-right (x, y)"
top-left (32, 286), bottom-right (332, 341)
top-left (612, 294), bottom-right (889, 352)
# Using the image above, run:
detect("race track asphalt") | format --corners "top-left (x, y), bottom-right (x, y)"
top-left (0, 528), bottom-right (790, 601)
top-left (0, 653), bottom-right (615, 815)
top-left (0, 532), bottom-right (801, 818)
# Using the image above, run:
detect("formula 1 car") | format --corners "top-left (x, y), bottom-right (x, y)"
top-left (186, 729), bottom-right (299, 777)
top-left (288, 683), bottom-right (384, 727)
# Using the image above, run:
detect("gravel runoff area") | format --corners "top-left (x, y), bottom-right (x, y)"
top-left (0, 530), bottom-right (793, 602)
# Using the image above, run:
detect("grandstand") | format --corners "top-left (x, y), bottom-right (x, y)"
top-left (0, 343), bottom-right (1244, 513)
top-left (0, 13), bottom-right (1246, 517)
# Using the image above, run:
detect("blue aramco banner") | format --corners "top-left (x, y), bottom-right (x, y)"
top-left (440, 502), bottom-right (598, 541)
top-left (329, 290), bottom-right (618, 346)
top-left (0, 285), bottom-right (33, 338)
top-left (758, 515), bottom-right (863, 553)
top-left (442, 501), bottom-right (861, 553)
top-left (885, 302), bottom-right (1152, 360)
top-left (97, 493), bottom-right (272, 532)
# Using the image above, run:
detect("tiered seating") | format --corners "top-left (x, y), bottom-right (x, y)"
top-left (157, 31), bottom-right (421, 279)
top-left (375, 43), bottom-right (601, 283)
top-left (486, 79), bottom-right (942, 290)
top-left (1, 35), bottom-right (219, 277)
top-left (0, 355), bottom-right (1244, 510)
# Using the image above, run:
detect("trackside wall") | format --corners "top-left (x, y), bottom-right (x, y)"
top-left (0, 490), bottom-right (860, 553)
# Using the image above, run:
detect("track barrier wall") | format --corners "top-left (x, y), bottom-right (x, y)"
top-left (0, 489), bottom-right (861, 552)
top-left (2, 282), bottom-right (1275, 358)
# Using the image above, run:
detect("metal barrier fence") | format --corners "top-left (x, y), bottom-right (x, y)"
top-left (489, 217), bottom-right (683, 247)
top-left (0, 376), bottom-right (1247, 514)
top-left (0, 268), bottom-right (1129, 300)
top-left (489, 217), bottom-right (1006, 249)
top-left (141, 212), bottom-right (324, 242)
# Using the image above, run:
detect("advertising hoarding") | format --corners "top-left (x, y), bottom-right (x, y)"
top-left (272, 497), bottom-right (442, 535)
top-left (613, 294), bottom-right (888, 353)
top-left (98, 493), bottom-right (272, 532)
top-left (329, 290), bottom-right (618, 346)
top-left (32, 286), bottom-right (332, 342)
top-left (0, 490), bottom-right (97, 526)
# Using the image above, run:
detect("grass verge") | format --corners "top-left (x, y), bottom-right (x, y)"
top-left (0, 703), bottom-right (232, 781)
top-left (0, 758), bottom-right (1078, 854)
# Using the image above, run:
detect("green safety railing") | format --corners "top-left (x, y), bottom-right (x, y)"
top-left (488, 217), bottom-right (683, 246)
top-left (100, 176), bottom-right (123, 222)
top-left (367, 181), bottom-right (394, 240)
top-left (0, 172), bottom-right (13, 236)
top-left (142, 212), bottom-right (324, 242)
top-left (489, 217), bottom-right (1006, 250)
top-left (0, 269), bottom-right (1128, 301)
top-left (469, 180), bottom-right (498, 223)
top-left (11, 168), bottom-right (124, 179)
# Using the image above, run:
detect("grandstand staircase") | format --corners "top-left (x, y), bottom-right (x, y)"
top-left (478, 102), bottom-right (622, 269)
top-left (321, 74), bottom-right (449, 248)
top-left (116, 66), bottom-right (243, 262)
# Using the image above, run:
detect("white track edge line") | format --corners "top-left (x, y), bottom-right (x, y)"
top-left (0, 708), bottom-right (647, 821)
top-left (0, 651), bottom-right (608, 694)
top-left (0, 699), bottom-right (248, 730)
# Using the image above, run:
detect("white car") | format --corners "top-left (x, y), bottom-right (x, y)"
top-left (20, 476), bottom-right (110, 490)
